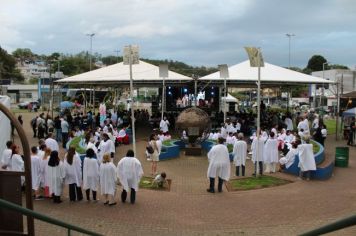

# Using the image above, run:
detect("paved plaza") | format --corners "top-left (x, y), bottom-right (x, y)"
top-left (13, 112), bottom-right (356, 235)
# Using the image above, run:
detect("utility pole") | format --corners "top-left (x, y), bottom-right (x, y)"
top-left (86, 33), bottom-right (95, 70)
top-left (114, 50), bottom-right (120, 63)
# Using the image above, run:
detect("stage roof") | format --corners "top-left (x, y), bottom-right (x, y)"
top-left (56, 60), bottom-right (192, 86)
top-left (200, 60), bottom-right (333, 86)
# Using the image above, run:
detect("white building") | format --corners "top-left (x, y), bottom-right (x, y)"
top-left (311, 69), bottom-right (356, 106)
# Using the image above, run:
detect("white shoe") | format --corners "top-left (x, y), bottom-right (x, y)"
top-left (147, 158), bottom-right (152, 161)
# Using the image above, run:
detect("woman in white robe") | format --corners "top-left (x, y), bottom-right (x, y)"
top-left (83, 148), bottom-right (99, 201)
top-left (30, 146), bottom-right (42, 198)
top-left (233, 133), bottom-right (247, 176)
top-left (10, 145), bottom-right (25, 185)
top-left (47, 151), bottom-right (65, 203)
top-left (64, 147), bottom-right (83, 201)
top-left (207, 137), bottom-right (230, 193)
top-left (251, 136), bottom-right (264, 175)
top-left (263, 132), bottom-right (279, 173)
top-left (1, 141), bottom-right (13, 170)
top-left (117, 150), bottom-right (143, 204)
top-left (279, 142), bottom-right (299, 170)
top-left (40, 147), bottom-right (51, 197)
top-left (298, 138), bottom-right (316, 180)
top-left (99, 153), bottom-right (117, 205)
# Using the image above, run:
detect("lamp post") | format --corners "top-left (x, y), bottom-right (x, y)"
top-left (86, 33), bottom-right (95, 71)
top-left (286, 33), bottom-right (295, 68)
top-left (319, 62), bottom-right (329, 107)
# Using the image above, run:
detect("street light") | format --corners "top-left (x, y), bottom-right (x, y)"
top-left (286, 33), bottom-right (295, 68)
top-left (86, 33), bottom-right (95, 71)
top-left (319, 61), bottom-right (330, 107)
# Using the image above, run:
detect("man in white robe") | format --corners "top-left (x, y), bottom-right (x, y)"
top-left (31, 146), bottom-right (42, 199)
top-left (297, 117), bottom-right (310, 135)
top-left (263, 132), bottom-right (279, 173)
top-left (117, 150), bottom-right (143, 204)
top-left (251, 135), bottom-right (265, 176)
top-left (1, 141), bottom-right (13, 170)
top-left (279, 142), bottom-right (299, 170)
top-left (284, 115), bottom-right (294, 131)
top-left (207, 137), bottom-right (230, 193)
top-left (233, 133), bottom-right (247, 176)
top-left (298, 138), bottom-right (316, 180)
top-left (159, 117), bottom-right (170, 134)
top-left (99, 133), bottom-right (115, 159)
top-left (45, 133), bottom-right (59, 152)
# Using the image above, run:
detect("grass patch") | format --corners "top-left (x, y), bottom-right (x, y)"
top-left (162, 139), bottom-right (175, 146)
top-left (139, 176), bottom-right (170, 191)
top-left (324, 119), bottom-right (337, 135)
top-left (227, 175), bottom-right (291, 191)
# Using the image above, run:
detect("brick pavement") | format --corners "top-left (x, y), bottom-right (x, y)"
top-left (11, 112), bottom-right (356, 235)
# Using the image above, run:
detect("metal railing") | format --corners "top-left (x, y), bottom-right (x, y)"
top-left (300, 214), bottom-right (356, 236)
top-left (0, 198), bottom-right (102, 236)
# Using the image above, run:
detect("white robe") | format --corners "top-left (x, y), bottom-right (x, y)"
top-left (263, 138), bottom-right (279, 163)
top-left (31, 155), bottom-right (41, 190)
top-left (99, 139), bottom-right (115, 156)
top-left (117, 156), bottom-right (143, 191)
top-left (47, 162), bottom-right (65, 196)
top-left (64, 154), bottom-right (82, 185)
top-left (251, 138), bottom-right (265, 163)
top-left (160, 119), bottom-right (169, 133)
top-left (285, 118), bottom-right (293, 131)
top-left (45, 138), bottom-right (59, 152)
top-left (226, 136), bottom-right (236, 145)
top-left (99, 162), bottom-right (117, 195)
top-left (279, 148), bottom-right (298, 168)
top-left (39, 158), bottom-right (49, 187)
top-left (1, 148), bottom-right (12, 170)
top-left (83, 157), bottom-right (99, 191)
top-left (233, 140), bottom-right (247, 166)
top-left (207, 144), bottom-right (230, 181)
top-left (298, 144), bottom-right (316, 171)
top-left (86, 142), bottom-right (98, 155)
top-left (11, 154), bottom-right (24, 172)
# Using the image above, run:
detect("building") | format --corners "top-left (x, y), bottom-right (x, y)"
top-left (311, 69), bottom-right (356, 107)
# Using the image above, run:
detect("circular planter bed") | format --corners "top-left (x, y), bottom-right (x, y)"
top-left (226, 175), bottom-right (292, 191)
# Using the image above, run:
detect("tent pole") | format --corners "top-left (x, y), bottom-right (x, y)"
top-left (336, 80), bottom-right (340, 141)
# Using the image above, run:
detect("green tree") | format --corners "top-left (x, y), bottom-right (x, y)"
top-left (12, 48), bottom-right (37, 65)
top-left (102, 55), bottom-right (122, 65)
top-left (328, 64), bottom-right (349, 70)
top-left (0, 47), bottom-right (25, 82)
top-left (306, 55), bottom-right (327, 72)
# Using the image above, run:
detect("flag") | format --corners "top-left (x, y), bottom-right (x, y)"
top-left (123, 45), bottom-right (140, 65)
top-left (244, 47), bottom-right (264, 67)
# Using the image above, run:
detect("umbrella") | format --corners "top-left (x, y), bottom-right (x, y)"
top-left (60, 101), bottom-right (74, 109)
top-left (342, 107), bottom-right (356, 117)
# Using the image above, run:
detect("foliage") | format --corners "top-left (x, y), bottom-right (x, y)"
top-left (329, 64), bottom-right (349, 70)
top-left (68, 136), bottom-right (86, 154)
top-left (12, 48), bottom-right (37, 64)
top-left (59, 52), bottom-right (95, 76)
top-left (0, 47), bottom-right (25, 82)
top-left (228, 176), bottom-right (291, 191)
top-left (310, 140), bottom-right (321, 154)
top-left (306, 55), bottom-right (327, 72)
top-left (227, 143), bottom-right (233, 153)
top-left (102, 56), bottom-right (122, 66)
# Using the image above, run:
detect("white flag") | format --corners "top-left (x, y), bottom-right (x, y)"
top-left (244, 47), bottom-right (264, 67)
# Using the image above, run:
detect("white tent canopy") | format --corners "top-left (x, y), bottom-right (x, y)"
top-left (56, 60), bottom-right (192, 85)
top-left (200, 60), bottom-right (333, 85)
top-left (222, 93), bottom-right (238, 103)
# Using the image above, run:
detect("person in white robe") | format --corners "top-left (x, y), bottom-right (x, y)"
top-left (225, 120), bottom-right (235, 134)
top-left (263, 132), bottom-right (279, 173)
top-left (1, 141), bottom-right (13, 170)
top-left (251, 134), bottom-right (265, 175)
top-left (45, 133), bottom-right (59, 152)
top-left (284, 130), bottom-right (295, 143)
top-left (279, 142), bottom-right (299, 170)
top-left (284, 115), bottom-right (294, 131)
top-left (64, 147), bottom-right (83, 201)
top-left (47, 151), bottom-right (65, 203)
top-left (39, 147), bottom-right (51, 197)
top-left (297, 117), bottom-right (310, 135)
top-left (117, 150), bottom-right (143, 204)
top-left (83, 148), bottom-right (99, 201)
top-left (30, 146), bottom-right (42, 199)
top-left (159, 117), bottom-right (170, 134)
top-left (297, 138), bottom-right (316, 180)
top-left (206, 137), bottom-right (230, 193)
top-left (226, 132), bottom-right (236, 145)
top-left (220, 124), bottom-right (228, 139)
top-left (10, 145), bottom-right (25, 186)
top-left (86, 138), bottom-right (98, 156)
top-left (233, 133), bottom-right (247, 176)
top-left (99, 153), bottom-right (117, 205)
top-left (99, 133), bottom-right (115, 160)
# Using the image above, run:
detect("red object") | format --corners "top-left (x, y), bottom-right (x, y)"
top-left (117, 135), bottom-right (129, 145)
top-left (44, 186), bottom-right (50, 198)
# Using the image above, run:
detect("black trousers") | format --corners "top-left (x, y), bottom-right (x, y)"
top-left (236, 165), bottom-right (245, 176)
top-left (85, 189), bottom-right (97, 200)
top-left (62, 132), bottom-right (68, 148)
top-left (32, 126), bottom-right (37, 138)
top-left (208, 177), bottom-right (224, 193)
top-left (121, 188), bottom-right (136, 204)
top-left (254, 161), bottom-right (263, 175)
top-left (69, 184), bottom-right (83, 201)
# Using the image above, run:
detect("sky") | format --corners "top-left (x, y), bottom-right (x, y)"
top-left (1, 0), bottom-right (355, 68)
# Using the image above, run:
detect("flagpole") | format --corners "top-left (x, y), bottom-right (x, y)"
top-left (256, 48), bottom-right (261, 177)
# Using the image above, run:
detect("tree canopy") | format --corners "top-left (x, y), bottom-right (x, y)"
top-left (0, 47), bottom-right (25, 82)
top-left (306, 55), bottom-right (327, 72)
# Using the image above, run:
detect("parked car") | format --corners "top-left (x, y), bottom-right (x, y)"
top-left (18, 101), bottom-right (40, 109)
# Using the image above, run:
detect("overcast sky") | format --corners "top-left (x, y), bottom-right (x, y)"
top-left (1, 0), bottom-right (355, 68)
